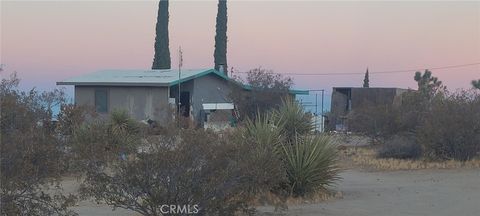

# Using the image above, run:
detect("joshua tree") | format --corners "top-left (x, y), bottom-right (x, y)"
top-left (363, 68), bottom-right (369, 88)
top-left (414, 70), bottom-right (444, 97)
top-left (472, 79), bottom-right (480, 89)
top-left (152, 0), bottom-right (171, 69)
top-left (214, 0), bottom-right (228, 74)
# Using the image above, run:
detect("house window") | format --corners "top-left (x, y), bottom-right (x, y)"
top-left (95, 89), bottom-right (108, 113)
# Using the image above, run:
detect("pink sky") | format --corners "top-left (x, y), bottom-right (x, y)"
top-left (1, 0), bottom-right (479, 94)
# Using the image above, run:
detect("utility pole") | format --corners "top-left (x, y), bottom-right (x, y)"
top-left (315, 93), bottom-right (318, 132)
top-left (321, 90), bottom-right (324, 132)
top-left (308, 89), bottom-right (325, 132)
top-left (177, 46), bottom-right (183, 126)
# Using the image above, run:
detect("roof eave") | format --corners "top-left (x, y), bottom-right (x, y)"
top-left (56, 81), bottom-right (169, 87)
top-left (168, 69), bottom-right (229, 86)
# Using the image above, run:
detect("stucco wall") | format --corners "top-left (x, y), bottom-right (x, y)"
top-left (74, 74), bottom-right (232, 124)
top-left (168, 74), bottom-right (232, 123)
top-left (329, 87), bottom-right (409, 131)
top-left (351, 88), bottom-right (398, 108)
top-left (75, 86), bottom-right (170, 122)
top-left (191, 74), bottom-right (232, 121)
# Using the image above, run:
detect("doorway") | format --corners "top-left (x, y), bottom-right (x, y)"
top-left (180, 91), bottom-right (190, 117)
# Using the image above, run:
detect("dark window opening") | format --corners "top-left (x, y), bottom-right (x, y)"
top-left (95, 89), bottom-right (108, 113)
top-left (179, 91), bottom-right (190, 117)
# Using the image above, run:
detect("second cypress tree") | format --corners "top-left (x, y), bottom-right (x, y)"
top-left (152, 0), bottom-right (171, 70)
top-left (214, 0), bottom-right (228, 74)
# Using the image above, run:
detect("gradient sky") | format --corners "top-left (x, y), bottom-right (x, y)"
top-left (1, 0), bottom-right (479, 103)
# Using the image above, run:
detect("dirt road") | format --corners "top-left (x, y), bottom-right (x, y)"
top-left (67, 168), bottom-right (480, 215)
top-left (260, 169), bottom-right (480, 216)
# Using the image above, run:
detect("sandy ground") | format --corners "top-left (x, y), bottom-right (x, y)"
top-left (64, 168), bottom-right (480, 216)
top-left (61, 178), bottom-right (138, 216)
top-left (259, 169), bottom-right (480, 216)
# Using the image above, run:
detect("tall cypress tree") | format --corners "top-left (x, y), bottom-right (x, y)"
top-left (363, 68), bottom-right (369, 88)
top-left (152, 0), bottom-right (171, 70)
top-left (214, 0), bottom-right (228, 74)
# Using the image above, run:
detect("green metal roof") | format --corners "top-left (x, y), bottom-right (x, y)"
top-left (57, 68), bottom-right (221, 87)
top-left (57, 68), bottom-right (308, 95)
top-left (241, 84), bottom-right (308, 95)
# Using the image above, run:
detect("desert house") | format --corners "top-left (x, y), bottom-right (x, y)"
top-left (57, 68), bottom-right (308, 129)
top-left (328, 87), bottom-right (409, 131)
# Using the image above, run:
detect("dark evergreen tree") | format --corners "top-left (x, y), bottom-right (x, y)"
top-left (472, 79), bottom-right (480, 89)
top-left (152, 0), bottom-right (171, 69)
top-left (214, 0), bottom-right (228, 74)
top-left (363, 68), bottom-right (369, 88)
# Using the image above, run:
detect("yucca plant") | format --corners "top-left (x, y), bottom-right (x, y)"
top-left (243, 114), bottom-right (283, 155)
top-left (281, 135), bottom-right (340, 196)
top-left (109, 109), bottom-right (139, 136)
top-left (271, 97), bottom-right (314, 143)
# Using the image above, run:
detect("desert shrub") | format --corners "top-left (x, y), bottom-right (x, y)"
top-left (377, 134), bottom-right (422, 159)
top-left (109, 109), bottom-right (140, 134)
top-left (70, 111), bottom-right (142, 172)
top-left (78, 125), bottom-right (285, 215)
top-left (347, 102), bottom-right (399, 138)
top-left (281, 135), bottom-right (340, 196)
top-left (229, 67), bottom-right (293, 120)
top-left (243, 114), bottom-right (284, 154)
top-left (56, 104), bottom-right (96, 136)
top-left (243, 98), bottom-right (340, 197)
top-left (348, 70), bottom-right (446, 139)
top-left (1, 73), bottom-right (76, 215)
top-left (418, 90), bottom-right (480, 161)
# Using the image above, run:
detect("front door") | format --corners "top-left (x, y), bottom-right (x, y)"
top-left (180, 91), bottom-right (190, 117)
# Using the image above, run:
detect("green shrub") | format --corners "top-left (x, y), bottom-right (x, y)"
top-left (243, 114), bottom-right (283, 154)
top-left (281, 135), bottom-right (340, 196)
top-left (271, 97), bottom-right (314, 143)
top-left (377, 134), bottom-right (422, 159)
top-left (109, 109), bottom-right (139, 135)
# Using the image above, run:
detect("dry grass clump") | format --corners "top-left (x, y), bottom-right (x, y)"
top-left (252, 190), bottom-right (343, 210)
top-left (341, 147), bottom-right (480, 171)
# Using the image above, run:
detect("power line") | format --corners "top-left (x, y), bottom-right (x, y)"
top-left (233, 62), bottom-right (480, 76)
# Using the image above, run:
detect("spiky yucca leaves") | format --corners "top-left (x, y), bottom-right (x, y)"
top-left (241, 100), bottom-right (340, 197)
top-left (71, 110), bottom-right (141, 171)
top-left (282, 135), bottom-right (340, 196)
top-left (272, 97), bottom-right (314, 143)
top-left (109, 109), bottom-right (139, 135)
top-left (243, 114), bottom-right (283, 154)
top-left (236, 116), bottom-right (287, 198)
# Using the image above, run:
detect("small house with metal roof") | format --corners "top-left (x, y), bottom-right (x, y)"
top-left (57, 68), bottom-right (308, 128)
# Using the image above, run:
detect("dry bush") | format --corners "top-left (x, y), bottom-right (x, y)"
top-left (229, 68), bottom-right (293, 121)
top-left (377, 134), bottom-right (422, 159)
top-left (1, 73), bottom-right (77, 215)
top-left (56, 104), bottom-right (96, 136)
top-left (347, 71), bottom-right (480, 162)
top-left (418, 90), bottom-right (480, 161)
top-left (77, 123), bottom-right (285, 215)
top-left (347, 102), bottom-right (399, 139)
